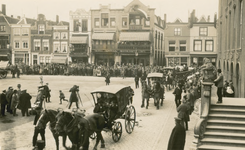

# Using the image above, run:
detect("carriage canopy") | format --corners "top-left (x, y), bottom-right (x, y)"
top-left (147, 73), bottom-right (164, 78)
top-left (91, 84), bottom-right (133, 116)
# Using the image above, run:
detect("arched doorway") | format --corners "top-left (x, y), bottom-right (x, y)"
top-left (236, 63), bottom-right (240, 97)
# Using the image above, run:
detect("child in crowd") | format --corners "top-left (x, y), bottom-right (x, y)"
top-left (59, 90), bottom-right (67, 104)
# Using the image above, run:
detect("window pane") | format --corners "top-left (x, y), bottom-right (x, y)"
top-left (194, 41), bottom-right (202, 51)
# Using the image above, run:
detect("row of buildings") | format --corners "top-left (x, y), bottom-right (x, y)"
top-left (0, 0), bottom-right (217, 68)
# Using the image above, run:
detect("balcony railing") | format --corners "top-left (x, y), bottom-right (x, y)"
top-left (92, 44), bottom-right (116, 50)
top-left (118, 44), bottom-right (150, 50)
top-left (129, 25), bottom-right (142, 30)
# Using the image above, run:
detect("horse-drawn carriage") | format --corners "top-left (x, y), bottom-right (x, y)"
top-left (144, 73), bottom-right (165, 109)
top-left (0, 60), bottom-right (9, 79)
top-left (91, 84), bottom-right (136, 142)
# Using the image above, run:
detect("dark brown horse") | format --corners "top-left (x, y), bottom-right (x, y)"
top-left (35, 109), bottom-right (67, 150)
top-left (55, 111), bottom-right (105, 150)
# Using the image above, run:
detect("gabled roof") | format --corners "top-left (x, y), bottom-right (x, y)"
top-left (199, 16), bottom-right (207, 22)
top-left (173, 18), bottom-right (183, 23)
top-left (26, 18), bottom-right (36, 25)
top-left (5, 16), bottom-right (19, 24)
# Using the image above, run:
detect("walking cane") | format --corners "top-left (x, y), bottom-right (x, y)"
top-left (76, 91), bottom-right (83, 107)
top-left (84, 93), bottom-right (94, 107)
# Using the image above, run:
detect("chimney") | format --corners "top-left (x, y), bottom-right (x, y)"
top-left (56, 15), bottom-right (59, 23)
top-left (11, 15), bottom-right (13, 18)
top-left (207, 15), bottom-right (210, 22)
top-left (164, 14), bottom-right (167, 29)
top-left (17, 16), bottom-right (20, 19)
top-left (2, 4), bottom-right (6, 15)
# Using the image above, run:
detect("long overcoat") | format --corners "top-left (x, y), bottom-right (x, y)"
top-left (167, 123), bottom-right (186, 150)
top-left (69, 87), bottom-right (79, 102)
top-left (17, 92), bottom-right (32, 110)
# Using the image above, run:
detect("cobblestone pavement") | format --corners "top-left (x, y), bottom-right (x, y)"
top-left (0, 75), bottom-right (199, 150)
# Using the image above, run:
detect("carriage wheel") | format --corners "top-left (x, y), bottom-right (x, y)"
top-left (112, 121), bottom-right (122, 142)
top-left (90, 132), bottom-right (97, 140)
top-left (2, 72), bottom-right (7, 78)
top-left (125, 105), bottom-right (136, 134)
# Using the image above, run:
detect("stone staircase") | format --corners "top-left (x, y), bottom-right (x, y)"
top-left (198, 104), bottom-right (245, 150)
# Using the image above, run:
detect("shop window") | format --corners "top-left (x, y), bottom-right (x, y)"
top-left (122, 17), bottom-right (127, 27)
top-left (82, 19), bottom-right (88, 32)
top-left (101, 13), bottom-right (109, 27)
top-left (181, 57), bottom-right (187, 65)
top-left (33, 55), bottom-right (37, 64)
top-left (39, 56), bottom-right (45, 64)
top-left (205, 40), bottom-right (213, 52)
top-left (194, 40), bottom-right (202, 51)
top-left (95, 18), bottom-right (100, 28)
top-left (179, 40), bottom-right (186, 51)
top-left (45, 56), bottom-right (50, 64)
top-left (169, 41), bottom-right (176, 51)
top-left (199, 27), bottom-right (208, 36)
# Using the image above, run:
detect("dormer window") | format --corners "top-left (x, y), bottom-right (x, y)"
top-left (38, 25), bottom-right (45, 34)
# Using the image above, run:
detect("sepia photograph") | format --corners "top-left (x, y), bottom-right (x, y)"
top-left (1, 0), bottom-right (244, 150)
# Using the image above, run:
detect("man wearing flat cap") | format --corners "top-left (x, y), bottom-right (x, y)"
top-left (214, 69), bottom-right (223, 103)
top-left (167, 117), bottom-right (186, 150)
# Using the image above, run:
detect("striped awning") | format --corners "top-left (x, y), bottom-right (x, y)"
top-left (92, 33), bottom-right (115, 40)
top-left (119, 32), bottom-right (150, 41)
top-left (70, 36), bottom-right (88, 44)
top-left (51, 57), bottom-right (67, 64)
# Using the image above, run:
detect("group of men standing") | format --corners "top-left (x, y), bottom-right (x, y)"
top-left (0, 84), bottom-right (32, 117)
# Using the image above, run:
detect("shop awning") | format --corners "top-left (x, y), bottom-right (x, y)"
top-left (51, 57), bottom-right (67, 64)
top-left (190, 54), bottom-right (217, 57)
top-left (119, 32), bottom-right (150, 41)
top-left (92, 33), bottom-right (115, 40)
top-left (70, 36), bottom-right (88, 44)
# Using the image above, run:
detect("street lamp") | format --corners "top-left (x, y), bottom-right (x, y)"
top-left (135, 49), bottom-right (138, 65)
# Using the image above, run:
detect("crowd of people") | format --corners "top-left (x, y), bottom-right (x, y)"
top-left (6, 61), bottom-right (193, 78)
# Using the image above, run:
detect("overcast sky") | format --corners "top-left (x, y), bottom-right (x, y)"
top-left (1, 0), bottom-right (218, 23)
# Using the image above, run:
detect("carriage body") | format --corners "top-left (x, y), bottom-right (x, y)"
top-left (91, 84), bottom-right (136, 142)
top-left (146, 73), bottom-right (164, 98)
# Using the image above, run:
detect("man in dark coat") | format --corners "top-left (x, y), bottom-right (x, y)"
top-left (0, 90), bottom-right (8, 117)
top-left (134, 75), bottom-right (139, 89)
top-left (214, 69), bottom-right (224, 103)
top-left (105, 73), bottom-right (110, 86)
top-left (44, 83), bottom-right (51, 103)
top-left (167, 117), bottom-right (186, 150)
top-left (18, 89), bottom-right (32, 116)
top-left (6, 86), bottom-right (14, 114)
top-left (32, 107), bottom-right (45, 148)
top-left (172, 83), bottom-right (182, 108)
top-left (68, 85), bottom-right (80, 109)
